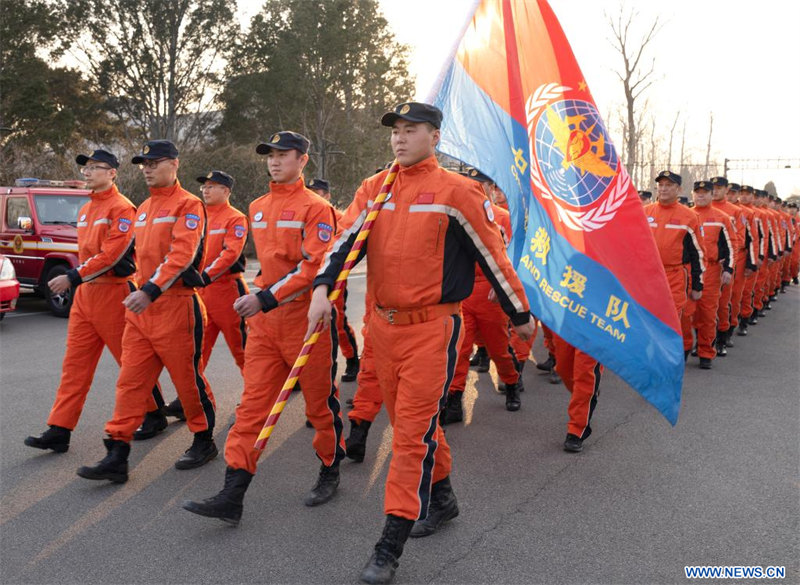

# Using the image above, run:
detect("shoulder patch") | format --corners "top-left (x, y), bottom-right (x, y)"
top-left (318, 222), bottom-right (333, 242)
top-left (483, 199), bottom-right (495, 222)
top-left (234, 225), bottom-right (246, 238)
top-left (118, 217), bottom-right (132, 233)
top-left (185, 213), bottom-right (200, 229)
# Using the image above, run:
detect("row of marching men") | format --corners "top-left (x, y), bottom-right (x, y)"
top-left (640, 173), bottom-right (799, 370)
top-left (21, 101), bottom-right (598, 585)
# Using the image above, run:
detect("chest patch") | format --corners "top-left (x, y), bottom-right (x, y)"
top-left (483, 200), bottom-right (494, 222)
top-left (280, 210), bottom-right (296, 220)
top-left (254, 211), bottom-right (263, 221)
top-left (416, 193), bottom-right (435, 204)
top-left (157, 209), bottom-right (170, 218)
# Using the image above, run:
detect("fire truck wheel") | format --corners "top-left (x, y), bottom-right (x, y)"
top-left (44, 264), bottom-right (72, 318)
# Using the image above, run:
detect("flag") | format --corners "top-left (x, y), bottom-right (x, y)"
top-left (429, 0), bottom-right (684, 424)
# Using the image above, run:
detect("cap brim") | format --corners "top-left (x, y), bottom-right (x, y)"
top-left (380, 112), bottom-right (440, 128)
top-left (196, 176), bottom-right (210, 184)
top-left (655, 176), bottom-right (679, 184)
top-left (256, 143), bottom-right (295, 155)
top-left (75, 154), bottom-right (90, 166)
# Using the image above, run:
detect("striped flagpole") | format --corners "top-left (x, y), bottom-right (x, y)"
top-left (254, 161), bottom-right (400, 452)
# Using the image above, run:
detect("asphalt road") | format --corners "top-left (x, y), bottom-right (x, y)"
top-left (1, 278), bottom-right (798, 585)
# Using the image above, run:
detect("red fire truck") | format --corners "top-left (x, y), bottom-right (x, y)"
top-left (0, 179), bottom-right (90, 317)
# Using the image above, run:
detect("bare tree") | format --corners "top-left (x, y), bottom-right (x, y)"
top-left (607, 6), bottom-right (661, 178)
top-left (667, 111), bottom-right (680, 169)
top-left (704, 112), bottom-right (714, 177)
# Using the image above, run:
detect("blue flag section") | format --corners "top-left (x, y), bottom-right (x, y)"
top-left (429, 0), bottom-right (684, 424)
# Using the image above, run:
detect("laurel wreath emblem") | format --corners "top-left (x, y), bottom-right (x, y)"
top-left (525, 83), bottom-right (628, 232)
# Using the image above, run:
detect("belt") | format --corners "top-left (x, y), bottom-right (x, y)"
top-left (373, 302), bottom-right (461, 325)
top-left (87, 275), bottom-right (133, 285)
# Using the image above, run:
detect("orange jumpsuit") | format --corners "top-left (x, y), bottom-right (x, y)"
top-left (644, 201), bottom-right (705, 320)
top-left (740, 202), bottom-right (765, 319)
top-left (729, 202), bottom-right (758, 328)
top-left (693, 206), bottom-right (734, 359)
top-left (551, 333), bottom-right (602, 440)
top-left (349, 292), bottom-right (383, 424)
top-left (105, 181), bottom-right (215, 443)
top-left (790, 215), bottom-right (799, 279)
top-left (753, 205), bottom-right (777, 311)
top-left (224, 177), bottom-right (345, 474)
top-left (766, 208), bottom-right (783, 296)
top-left (711, 199), bottom-right (744, 334)
top-left (450, 203), bottom-right (521, 396)
top-left (315, 155), bottom-right (530, 521)
top-left (779, 211), bottom-right (794, 283)
top-left (49, 185), bottom-right (163, 430)
top-left (199, 201), bottom-right (249, 373)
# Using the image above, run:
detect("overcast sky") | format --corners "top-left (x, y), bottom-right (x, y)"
top-left (242, 0), bottom-right (800, 194)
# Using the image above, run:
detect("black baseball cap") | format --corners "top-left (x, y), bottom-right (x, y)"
top-left (709, 176), bottom-right (728, 187)
top-left (693, 180), bottom-right (712, 192)
top-left (740, 185), bottom-right (754, 193)
top-left (638, 190), bottom-right (652, 198)
top-left (197, 170), bottom-right (234, 189)
top-left (307, 178), bottom-right (330, 191)
top-left (755, 189), bottom-right (767, 198)
top-left (728, 183), bottom-right (741, 191)
top-left (655, 170), bottom-right (682, 185)
top-left (381, 102), bottom-right (443, 129)
top-left (131, 140), bottom-right (179, 164)
top-left (256, 131), bottom-right (310, 155)
top-left (76, 149), bottom-right (120, 169)
top-left (461, 167), bottom-right (493, 183)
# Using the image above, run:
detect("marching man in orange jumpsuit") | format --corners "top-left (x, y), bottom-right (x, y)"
top-left (25, 149), bottom-right (165, 453)
top-left (737, 185), bottom-right (764, 332)
top-left (182, 131), bottom-right (346, 525)
top-left (644, 170), bottom-right (705, 359)
top-left (162, 170), bottom-right (249, 421)
top-left (307, 102), bottom-right (534, 584)
top-left (752, 190), bottom-right (777, 319)
top-left (709, 177), bottom-right (744, 355)
top-left (725, 184), bottom-right (758, 340)
top-left (441, 167), bottom-right (525, 424)
top-left (77, 140), bottom-right (217, 483)
top-left (307, 178), bottom-right (360, 383)
top-left (690, 181), bottom-right (734, 369)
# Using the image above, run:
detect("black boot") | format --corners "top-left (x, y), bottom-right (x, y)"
top-left (563, 433), bottom-right (583, 453)
top-left (724, 328), bottom-right (734, 348)
top-left (77, 438), bottom-right (130, 483)
top-left (346, 419), bottom-right (372, 463)
top-left (175, 431), bottom-right (218, 470)
top-left (133, 409), bottom-right (168, 441)
top-left (504, 381), bottom-right (521, 411)
top-left (548, 368), bottom-right (562, 384)
top-left (536, 353), bottom-right (555, 371)
top-left (440, 392), bottom-right (463, 425)
top-left (793, 277), bottom-right (799, 285)
top-left (469, 346), bottom-right (489, 371)
top-left (409, 476), bottom-right (459, 538)
top-left (359, 514), bottom-right (414, 584)
top-left (181, 466), bottom-right (253, 526)
top-left (304, 463), bottom-right (340, 506)
top-left (341, 356), bottom-right (360, 382)
top-left (737, 321), bottom-right (748, 336)
top-left (24, 425), bottom-right (71, 453)
top-left (715, 335), bottom-right (727, 357)
top-left (699, 357), bottom-right (712, 370)
top-left (163, 398), bottom-right (186, 421)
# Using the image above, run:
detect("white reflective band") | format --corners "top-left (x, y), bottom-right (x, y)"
top-left (251, 222), bottom-right (267, 229)
top-left (276, 220), bottom-right (305, 229)
top-left (208, 229), bottom-right (227, 235)
top-left (93, 218), bottom-right (111, 225)
top-left (152, 216), bottom-right (177, 224)
top-left (367, 200), bottom-right (396, 211)
top-left (77, 222), bottom-right (88, 227)
top-left (134, 221), bottom-right (146, 227)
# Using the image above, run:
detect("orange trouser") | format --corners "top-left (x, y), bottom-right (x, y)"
top-left (509, 324), bottom-right (535, 362)
top-left (740, 270), bottom-right (758, 319)
top-left (370, 309), bottom-right (461, 521)
top-left (48, 281), bottom-right (163, 430)
top-left (716, 264), bottom-right (734, 332)
top-left (754, 262), bottom-right (771, 310)
top-left (542, 323), bottom-right (555, 355)
top-left (105, 293), bottom-right (215, 442)
top-left (349, 324), bottom-right (383, 424)
top-left (450, 279), bottom-right (519, 394)
top-left (728, 252), bottom-right (747, 328)
top-left (333, 288), bottom-right (358, 360)
top-left (695, 264), bottom-right (722, 359)
top-left (225, 301), bottom-right (345, 474)
top-left (781, 253), bottom-right (792, 282)
top-left (199, 275), bottom-right (248, 374)
top-left (791, 245), bottom-right (799, 278)
top-left (681, 298), bottom-right (697, 352)
top-left (552, 335), bottom-right (602, 439)
top-left (666, 266), bottom-right (689, 320)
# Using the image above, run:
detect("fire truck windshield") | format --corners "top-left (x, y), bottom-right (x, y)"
top-left (33, 195), bottom-right (90, 226)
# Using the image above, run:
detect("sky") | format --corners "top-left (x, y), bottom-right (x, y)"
top-left (239, 0), bottom-right (800, 195)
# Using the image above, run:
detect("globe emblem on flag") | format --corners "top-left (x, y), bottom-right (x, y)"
top-left (533, 99), bottom-right (619, 208)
